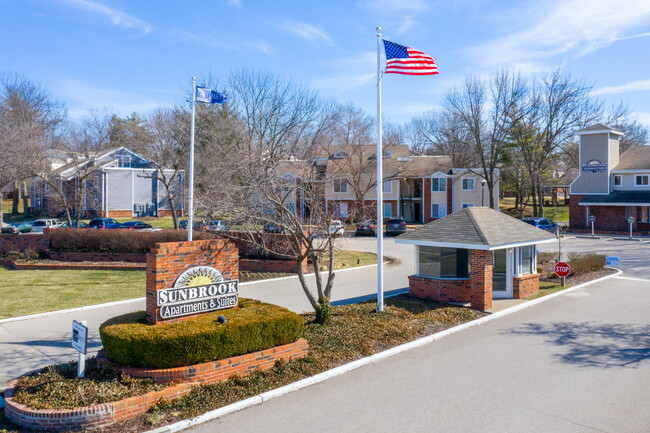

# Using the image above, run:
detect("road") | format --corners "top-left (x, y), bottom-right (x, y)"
top-left (0, 236), bottom-right (412, 389)
top-left (191, 239), bottom-right (650, 432)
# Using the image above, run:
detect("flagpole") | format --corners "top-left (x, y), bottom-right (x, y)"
top-left (188, 77), bottom-right (196, 242)
top-left (376, 27), bottom-right (384, 313)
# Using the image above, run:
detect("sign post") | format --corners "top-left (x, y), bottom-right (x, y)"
top-left (554, 261), bottom-right (571, 287)
top-left (627, 216), bottom-right (635, 239)
top-left (589, 215), bottom-right (595, 237)
top-left (71, 320), bottom-right (88, 378)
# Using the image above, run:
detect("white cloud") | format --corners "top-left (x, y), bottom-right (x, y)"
top-left (52, 78), bottom-right (165, 119)
top-left (171, 28), bottom-right (273, 55)
top-left (469, 0), bottom-right (650, 67)
top-left (228, 0), bottom-right (241, 7)
top-left (313, 51), bottom-right (376, 92)
top-left (592, 79), bottom-right (650, 95)
top-left (276, 20), bottom-right (333, 45)
top-left (634, 112), bottom-right (650, 129)
top-left (58, 0), bottom-right (152, 34)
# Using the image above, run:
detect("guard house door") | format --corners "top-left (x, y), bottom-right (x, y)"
top-left (492, 249), bottom-right (513, 299)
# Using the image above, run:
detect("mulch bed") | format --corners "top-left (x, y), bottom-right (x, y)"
top-left (0, 296), bottom-right (484, 433)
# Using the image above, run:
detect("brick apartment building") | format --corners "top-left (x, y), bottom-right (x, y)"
top-left (569, 124), bottom-right (650, 233)
top-left (281, 144), bottom-right (499, 223)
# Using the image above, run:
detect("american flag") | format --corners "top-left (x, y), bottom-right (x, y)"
top-left (383, 40), bottom-right (438, 76)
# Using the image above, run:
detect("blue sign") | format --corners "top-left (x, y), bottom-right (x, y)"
top-left (606, 256), bottom-right (620, 266)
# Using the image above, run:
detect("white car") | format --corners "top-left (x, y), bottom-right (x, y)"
top-left (327, 220), bottom-right (345, 237)
top-left (30, 219), bottom-right (63, 233)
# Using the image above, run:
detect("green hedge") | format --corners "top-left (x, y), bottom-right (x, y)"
top-left (49, 229), bottom-right (218, 253)
top-left (99, 298), bottom-right (304, 368)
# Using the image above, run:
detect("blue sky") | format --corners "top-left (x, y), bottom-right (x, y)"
top-left (2, 0), bottom-right (650, 128)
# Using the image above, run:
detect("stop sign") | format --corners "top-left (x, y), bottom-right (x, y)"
top-left (554, 262), bottom-right (571, 278)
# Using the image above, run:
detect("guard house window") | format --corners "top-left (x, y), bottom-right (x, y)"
top-left (462, 178), bottom-right (475, 191)
top-left (519, 245), bottom-right (535, 275)
top-left (613, 175), bottom-right (621, 186)
top-left (333, 178), bottom-right (348, 193)
top-left (383, 180), bottom-right (392, 193)
top-left (635, 175), bottom-right (649, 186)
top-left (417, 246), bottom-right (469, 279)
top-left (431, 177), bottom-right (446, 192)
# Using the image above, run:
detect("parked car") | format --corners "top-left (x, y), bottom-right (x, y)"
top-left (203, 220), bottom-right (230, 232)
top-left (88, 218), bottom-right (121, 229)
top-left (385, 217), bottom-right (407, 236)
top-left (30, 219), bottom-right (63, 233)
top-left (327, 220), bottom-right (345, 237)
top-left (178, 220), bottom-right (201, 230)
top-left (355, 220), bottom-right (376, 236)
top-left (522, 217), bottom-right (557, 232)
top-left (1, 222), bottom-right (33, 234)
top-left (117, 221), bottom-right (152, 230)
top-left (263, 223), bottom-right (285, 234)
top-left (61, 221), bottom-right (88, 228)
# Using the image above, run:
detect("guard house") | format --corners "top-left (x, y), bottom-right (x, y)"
top-left (395, 207), bottom-right (555, 311)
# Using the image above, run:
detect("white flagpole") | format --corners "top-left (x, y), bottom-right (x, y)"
top-left (376, 27), bottom-right (384, 312)
top-left (188, 77), bottom-right (196, 242)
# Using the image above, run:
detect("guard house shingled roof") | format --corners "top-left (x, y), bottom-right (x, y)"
top-left (395, 207), bottom-right (555, 250)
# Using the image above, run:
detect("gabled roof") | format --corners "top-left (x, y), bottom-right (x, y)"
top-left (395, 207), bottom-right (555, 250)
top-left (613, 146), bottom-right (650, 171)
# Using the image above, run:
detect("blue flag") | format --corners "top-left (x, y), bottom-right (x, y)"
top-left (196, 86), bottom-right (227, 104)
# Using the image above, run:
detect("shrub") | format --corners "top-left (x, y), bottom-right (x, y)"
top-left (537, 252), bottom-right (556, 264)
top-left (49, 229), bottom-right (217, 254)
top-left (99, 298), bottom-right (304, 368)
top-left (567, 252), bottom-right (606, 276)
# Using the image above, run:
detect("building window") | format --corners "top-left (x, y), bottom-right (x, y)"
top-left (635, 175), bottom-right (649, 186)
top-left (333, 202), bottom-right (348, 218)
top-left (519, 245), bottom-right (535, 275)
top-left (383, 180), bottom-right (392, 193)
top-left (334, 178), bottom-right (348, 193)
top-left (417, 246), bottom-right (469, 279)
top-left (431, 203), bottom-right (447, 218)
top-left (332, 151), bottom-right (348, 159)
top-left (640, 206), bottom-right (649, 223)
top-left (462, 203), bottom-right (474, 209)
top-left (462, 178), bottom-right (475, 191)
top-left (613, 175), bottom-right (621, 186)
top-left (383, 203), bottom-right (391, 218)
top-left (431, 177), bottom-right (446, 192)
top-left (117, 155), bottom-right (131, 168)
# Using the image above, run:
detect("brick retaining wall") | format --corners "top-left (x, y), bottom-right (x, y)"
top-left (100, 338), bottom-right (309, 385)
top-left (240, 258), bottom-right (304, 273)
top-left (5, 338), bottom-right (309, 431)
top-left (8, 260), bottom-right (145, 271)
top-left (0, 233), bottom-right (49, 254)
top-left (45, 251), bottom-right (147, 262)
top-left (513, 274), bottom-right (539, 299)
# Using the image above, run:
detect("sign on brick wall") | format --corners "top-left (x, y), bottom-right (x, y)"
top-left (157, 266), bottom-right (239, 320)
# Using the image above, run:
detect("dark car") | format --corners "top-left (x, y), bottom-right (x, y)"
top-left (385, 218), bottom-right (407, 236)
top-left (88, 218), bottom-right (120, 229)
top-left (1, 222), bottom-right (32, 234)
top-left (263, 223), bottom-right (285, 234)
top-left (118, 221), bottom-right (152, 230)
top-left (355, 220), bottom-right (377, 236)
top-left (522, 217), bottom-right (557, 232)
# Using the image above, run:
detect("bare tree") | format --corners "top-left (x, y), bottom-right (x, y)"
top-left (412, 109), bottom-right (477, 166)
top-left (140, 108), bottom-right (188, 229)
top-left (0, 73), bottom-right (65, 225)
top-left (443, 71), bottom-right (528, 208)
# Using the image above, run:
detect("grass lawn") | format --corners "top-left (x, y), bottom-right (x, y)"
top-left (0, 268), bottom-right (145, 319)
top-left (500, 196), bottom-right (569, 223)
top-left (0, 250), bottom-right (378, 319)
top-left (525, 281), bottom-right (565, 300)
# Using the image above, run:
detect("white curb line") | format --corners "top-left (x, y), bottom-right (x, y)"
top-left (146, 268), bottom-right (622, 433)
top-left (0, 262), bottom-right (386, 324)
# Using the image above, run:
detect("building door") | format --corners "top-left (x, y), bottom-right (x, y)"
top-left (413, 202), bottom-right (422, 223)
top-left (493, 249), bottom-right (513, 299)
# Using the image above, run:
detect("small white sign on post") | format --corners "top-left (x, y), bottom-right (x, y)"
top-left (72, 320), bottom-right (88, 378)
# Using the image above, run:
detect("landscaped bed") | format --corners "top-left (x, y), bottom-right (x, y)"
top-left (0, 296), bottom-right (483, 433)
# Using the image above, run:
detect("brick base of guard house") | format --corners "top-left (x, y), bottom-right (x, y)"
top-left (513, 274), bottom-right (539, 299)
top-left (146, 239), bottom-right (239, 325)
top-left (408, 249), bottom-right (493, 311)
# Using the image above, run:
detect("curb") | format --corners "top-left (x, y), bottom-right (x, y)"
top-left (0, 262), bottom-right (387, 324)
top-left (145, 268), bottom-right (622, 433)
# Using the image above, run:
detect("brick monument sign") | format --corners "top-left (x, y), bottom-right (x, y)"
top-left (146, 239), bottom-right (239, 325)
